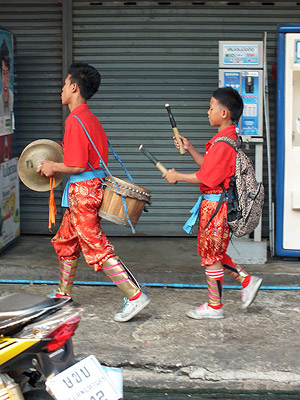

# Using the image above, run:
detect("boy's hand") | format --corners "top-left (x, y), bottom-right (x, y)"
top-left (37, 160), bottom-right (55, 177)
top-left (173, 134), bottom-right (191, 151)
top-left (163, 168), bottom-right (178, 184)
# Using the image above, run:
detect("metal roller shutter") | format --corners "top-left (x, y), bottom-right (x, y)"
top-left (73, 0), bottom-right (300, 237)
top-left (0, 0), bottom-right (63, 234)
top-left (2, 0), bottom-right (300, 237)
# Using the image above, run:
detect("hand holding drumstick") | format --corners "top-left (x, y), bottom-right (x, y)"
top-left (172, 134), bottom-right (192, 152)
top-left (173, 134), bottom-right (205, 168)
top-left (163, 168), bottom-right (179, 184)
top-left (165, 134), bottom-right (204, 184)
top-left (165, 103), bottom-right (185, 155)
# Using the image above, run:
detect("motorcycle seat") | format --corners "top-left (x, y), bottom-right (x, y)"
top-left (0, 292), bottom-right (57, 320)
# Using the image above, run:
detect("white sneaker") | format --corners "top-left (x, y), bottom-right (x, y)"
top-left (186, 302), bottom-right (224, 320)
top-left (114, 292), bottom-right (150, 322)
top-left (241, 276), bottom-right (262, 309)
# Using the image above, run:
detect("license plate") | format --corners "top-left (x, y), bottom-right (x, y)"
top-left (46, 355), bottom-right (123, 400)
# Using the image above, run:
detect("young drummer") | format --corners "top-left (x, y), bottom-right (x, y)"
top-left (163, 87), bottom-right (262, 319)
top-left (37, 62), bottom-right (150, 322)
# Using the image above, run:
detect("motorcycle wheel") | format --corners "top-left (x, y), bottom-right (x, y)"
top-left (23, 389), bottom-right (53, 400)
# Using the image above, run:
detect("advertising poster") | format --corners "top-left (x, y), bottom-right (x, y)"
top-left (0, 28), bottom-right (14, 163)
top-left (0, 158), bottom-right (20, 252)
top-left (0, 29), bottom-right (18, 252)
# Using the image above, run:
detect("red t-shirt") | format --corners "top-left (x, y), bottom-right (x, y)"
top-left (195, 125), bottom-right (237, 192)
top-left (62, 104), bottom-right (108, 171)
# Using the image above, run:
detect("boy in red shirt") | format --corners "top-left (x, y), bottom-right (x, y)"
top-left (37, 63), bottom-right (150, 322)
top-left (163, 87), bottom-right (262, 319)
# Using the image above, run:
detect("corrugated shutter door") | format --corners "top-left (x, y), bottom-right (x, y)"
top-left (2, 1), bottom-right (300, 237)
top-left (73, 0), bottom-right (217, 236)
top-left (73, 0), bottom-right (300, 237)
top-left (0, 0), bottom-right (63, 234)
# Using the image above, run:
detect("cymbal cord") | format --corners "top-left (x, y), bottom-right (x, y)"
top-left (48, 177), bottom-right (57, 231)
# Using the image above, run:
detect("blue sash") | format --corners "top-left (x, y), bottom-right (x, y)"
top-left (183, 194), bottom-right (225, 234)
top-left (61, 169), bottom-right (106, 207)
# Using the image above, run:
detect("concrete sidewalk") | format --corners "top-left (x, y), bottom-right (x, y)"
top-left (1, 235), bottom-right (300, 392)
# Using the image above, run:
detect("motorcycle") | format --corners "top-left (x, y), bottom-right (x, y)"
top-left (0, 291), bottom-right (83, 400)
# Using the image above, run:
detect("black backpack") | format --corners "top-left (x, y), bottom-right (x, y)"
top-left (206, 136), bottom-right (264, 238)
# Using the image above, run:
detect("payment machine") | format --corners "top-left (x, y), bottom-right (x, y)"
top-left (218, 41), bottom-right (264, 242)
top-left (219, 41), bottom-right (264, 138)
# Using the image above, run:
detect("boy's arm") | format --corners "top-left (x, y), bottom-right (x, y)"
top-left (174, 135), bottom-right (204, 167)
top-left (163, 168), bottom-right (201, 185)
top-left (37, 160), bottom-right (85, 177)
top-left (188, 145), bottom-right (204, 167)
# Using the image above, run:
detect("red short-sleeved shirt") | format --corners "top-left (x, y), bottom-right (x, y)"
top-left (62, 104), bottom-right (108, 171)
top-left (195, 125), bottom-right (237, 192)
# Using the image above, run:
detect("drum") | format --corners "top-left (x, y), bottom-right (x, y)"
top-left (98, 176), bottom-right (151, 228)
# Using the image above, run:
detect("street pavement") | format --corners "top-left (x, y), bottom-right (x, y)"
top-left (1, 235), bottom-right (300, 393)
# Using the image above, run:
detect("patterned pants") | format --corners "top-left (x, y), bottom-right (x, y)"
top-left (197, 189), bottom-right (230, 266)
top-left (51, 178), bottom-right (115, 271)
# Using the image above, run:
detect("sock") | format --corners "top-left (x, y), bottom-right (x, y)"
top-left (102, 257), bottom-right (140, 299)
top-left (205, 269), bottom-right (224, 309)
top-left (55, 292), bottom-right (71, 298)
top-left (242, 275), bottom-right (251, 288)
top-left (221, 254), bottom-right (250, 286)
top-left (129, 291), bottom-right (142, 301)
top-left (58, 259), bottom-right (78, 296)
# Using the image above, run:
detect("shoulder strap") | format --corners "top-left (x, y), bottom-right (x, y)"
top-left (203, 186), bottom-right (226, 230)
top-left (72, 115), bottom-right (135, 184)
top-left (212, 136), bottom-right (239, 152)
top-left (108, 141), bottom-right (135, 184)
top-left (203, 135), bottom-right (241, 229)
top-left (72, 115), bottom-right (137, 234)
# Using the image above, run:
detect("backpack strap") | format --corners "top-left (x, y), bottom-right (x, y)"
top-left (226, 176), bottom-right (235, 210)
top-left (203, 135), bottom-right (240, 229)
top-left (212, 135), bottom-right (240, 151)
top-left (203, 186), bottom-right (226, 229)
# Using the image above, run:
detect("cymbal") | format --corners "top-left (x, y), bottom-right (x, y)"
top-left (18, 139), bottom-right (65, 192)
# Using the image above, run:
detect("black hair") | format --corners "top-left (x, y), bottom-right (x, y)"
top-left (1, 39), bottom-right (10, 71)
top-left (68, 62), bottom-right (101, 100)
top-left (212, 86), bottom-right (244, 124)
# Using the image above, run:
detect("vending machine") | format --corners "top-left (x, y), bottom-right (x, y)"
top-left (218, 41), bottom-right (264, 245)
top-left (219, 41), bottom-right (264, 138)
top-left (276, 25), bottom-right (300, 257)
top-left (0, 27), bottom-right (19, 253)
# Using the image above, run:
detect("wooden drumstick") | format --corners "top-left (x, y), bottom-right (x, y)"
top-left (165, 103), bottom-right (185, 155)
top-left (139, 145), bottom-right (168, 174)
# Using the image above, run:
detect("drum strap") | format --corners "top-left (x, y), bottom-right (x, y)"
top-left (108, 141), bottom-right (135, 184)
top-left (72, 115), bottom-right (136, 234)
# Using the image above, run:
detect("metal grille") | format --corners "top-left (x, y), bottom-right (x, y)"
top-left (72, 0), bottom-right (300, 236)
top-left (0, 0), bottom-right (63, 234)
top-left (2, 0), bottom-right (300, 235)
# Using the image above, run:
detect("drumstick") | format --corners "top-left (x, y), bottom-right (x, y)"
top-left (165, 103), bottom-right (185, 155)
top-left (139, 145), bottom-right (168, 174)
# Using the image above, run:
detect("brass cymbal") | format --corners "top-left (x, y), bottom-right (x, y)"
top-left (18, 139), bottom-right (65, 192)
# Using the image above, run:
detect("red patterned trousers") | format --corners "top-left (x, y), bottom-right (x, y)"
top-left (197, 190), bottom-right (230, 266)
top-left (51, 178), bottom-right (115, 271)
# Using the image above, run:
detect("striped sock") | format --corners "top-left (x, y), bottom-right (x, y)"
top-left (205, 269), bottom-right (224, 309)
top-left (221, 254), bottom-right (250, 287)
